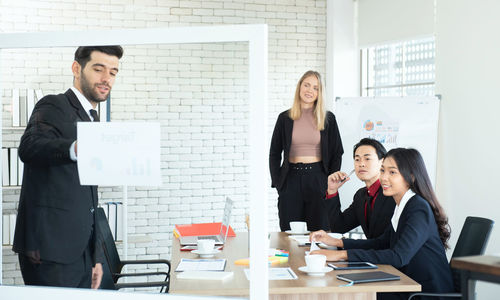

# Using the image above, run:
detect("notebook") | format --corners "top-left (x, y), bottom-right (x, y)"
top-left (179, 197), bottom-right (233, 245)
top-left (336, 271), bottom-right (400, 284)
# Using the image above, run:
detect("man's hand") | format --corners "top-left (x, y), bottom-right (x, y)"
top-left (327, 171), bottom-right (350, 195)
top-left (310, 249), bottom-right (348, 261)
top-left (91, 263), bottom-right (103, 289)
top-left (310, 230), bottom-right (344, 248)
top-left (74, 141), bottom-right (78, 156)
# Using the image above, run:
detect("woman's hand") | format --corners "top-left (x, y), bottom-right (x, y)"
top-left (327, 171), bottom-right (350, 195)
top-left (310, 230), bottom-right (343, 248)
top-left (310, 249), bottom-right (348, 261)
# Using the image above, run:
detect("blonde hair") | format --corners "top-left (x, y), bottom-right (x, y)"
top-left (289, 70), bottom-right (326, 130)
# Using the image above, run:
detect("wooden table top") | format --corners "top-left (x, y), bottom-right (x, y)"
top-left (170, 232), bottom-right (421, 296)
top-left (451, 255), bottom-right (500, 277)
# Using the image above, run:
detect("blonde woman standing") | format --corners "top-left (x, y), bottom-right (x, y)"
top-left (269, 70), bottom-right (344, 231)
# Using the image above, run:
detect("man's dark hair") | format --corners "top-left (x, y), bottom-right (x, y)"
top-left (74, 46), bottom-right (123, 68)
top-left (353, 138), bottom-right (387, 159)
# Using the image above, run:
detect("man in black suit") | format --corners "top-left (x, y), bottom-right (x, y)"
top-left (13, 46), bottom-right (123, 289)
top-left (324, 138), bottom-right (395, 239)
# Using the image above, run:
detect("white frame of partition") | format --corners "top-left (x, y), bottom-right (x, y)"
top-left (0, 24), bottom-right (269, 299)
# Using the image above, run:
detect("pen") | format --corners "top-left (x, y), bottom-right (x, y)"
top-left (340, 169), bottom-right (355, 183)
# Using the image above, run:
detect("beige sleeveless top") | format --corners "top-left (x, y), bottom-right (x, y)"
top-left (289, 108), bottom-right (321, 158)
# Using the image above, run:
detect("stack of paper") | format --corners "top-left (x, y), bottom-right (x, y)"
top-left (176, 271), bottom-right (233, 280)
top-left (175, 258), bottom-right (226, 272)
top-left (243, 268), bottom-right (298, 280)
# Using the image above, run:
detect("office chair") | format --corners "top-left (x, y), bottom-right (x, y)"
top-left (408, 216), bottom-right (494, 299)
top-left (96, 207), bottom-right (171, 293)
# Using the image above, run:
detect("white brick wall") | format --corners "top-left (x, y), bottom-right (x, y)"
top-left (1, 0), bottom-right (327, 287)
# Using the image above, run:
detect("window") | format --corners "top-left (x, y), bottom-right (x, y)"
top-left (361, 37), bottom-right (435, 97)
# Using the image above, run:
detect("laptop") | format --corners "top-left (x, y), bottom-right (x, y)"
top-left (179, 197), bottom-right (233, 246)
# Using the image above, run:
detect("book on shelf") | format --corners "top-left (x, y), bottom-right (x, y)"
top-left (101, 202), bottom-right (123, 241)
top-left (174, 222), bottom-right (236, 238)
top-left (12, 89), bottom-right (20, 127)
top-left (19, 92), bottom-right (27, 127)
top-left (9, 148), bottom-right (18, 186)
top-left (2, 213), bottom-right (17, 246)
top-left (115, 202), bottom-right (123, 241)
top-left (35, 89), bottom-right (44, 102)
top-left (2, 214), bottom-right (9, 245)
top-left (26, 89), bottom-right (36, 123)
top-left (2, 148), bottom-right (9, 186)
top-left (9, 214), bottom-right (16, 245)
top-left (11, 88), bottom-right (44, 127)
top-left (107, 202), bottom-right (117, 240)
top-left (17, 156), bottom-right (24, 186)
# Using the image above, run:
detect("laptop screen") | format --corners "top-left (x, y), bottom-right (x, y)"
top-left (219, 197), bottom-right (233, 242)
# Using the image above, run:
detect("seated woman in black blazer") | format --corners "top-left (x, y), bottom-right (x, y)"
top-left (325, 138), bottom-right (395, 239)
top-left (311, 148), bottom-right (454, 300)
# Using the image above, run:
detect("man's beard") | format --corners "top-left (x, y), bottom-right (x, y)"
top-left (79, 72), bottom-right (110, 103)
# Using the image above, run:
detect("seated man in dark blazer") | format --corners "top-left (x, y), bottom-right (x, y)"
top-left (325, 138), bottom-right (395, 239)
top-left (13, 45), bottom-right (123, 289)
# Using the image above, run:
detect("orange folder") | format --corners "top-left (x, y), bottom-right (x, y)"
top-left (174, 223), bottom-right (236, 237)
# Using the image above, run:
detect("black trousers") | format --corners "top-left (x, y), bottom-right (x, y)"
top-left (19, 243), bottom-right (93, 288)
top-left (278, 162), bottom-right (329, 231)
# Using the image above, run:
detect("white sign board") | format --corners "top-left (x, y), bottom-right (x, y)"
top-left (77, 122), bottom-right (161, 186)
top-left (335, 96), bottom-right (440, 205)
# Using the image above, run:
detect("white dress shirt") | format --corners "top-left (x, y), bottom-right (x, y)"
top-left (391, 189), bottom-right (416, 231)
top-left (69, 87), bottom-right (96, 161)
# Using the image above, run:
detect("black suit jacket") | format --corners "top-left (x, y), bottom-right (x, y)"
top-left (13, 89), bottom-right (102, 264)
top-left (343, 194), bottom-right (454, 295)
top-left (269, 110), bottom-right (343, 191)
top-left (325, 186), bottom-right (395, 239)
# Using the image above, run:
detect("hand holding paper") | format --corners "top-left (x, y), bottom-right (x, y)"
top-left (310, 230), bottom-right (344, 248)
top-left (309, 238), bottom-right (320, 253)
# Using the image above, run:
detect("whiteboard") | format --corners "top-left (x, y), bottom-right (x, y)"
top-left (335, 96), bottom-right (440, 207)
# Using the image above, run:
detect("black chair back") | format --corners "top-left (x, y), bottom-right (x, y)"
top-left (450, 216), bottom-right (494, 292)
top-left (96, 207), bottom-right (124, 283)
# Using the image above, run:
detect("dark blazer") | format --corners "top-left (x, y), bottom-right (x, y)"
top-left (343, 194), bottom-right (454, 295)
top-left (326, 185), bottom-right (395, 239)
top-left (269, 110), bottom-right (343, 190)
top-left (13, 89), bottom-right (102, 265)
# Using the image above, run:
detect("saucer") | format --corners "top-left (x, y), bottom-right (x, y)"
top-left (285, 230), bottom-right (310, 235)
top-left (191, 249), bottom-right (221, 258)
top-left (298, 266), bottom-right (332, 276)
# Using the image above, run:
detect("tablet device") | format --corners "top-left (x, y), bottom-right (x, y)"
top-left (336, 271), bottom-right (400, 284)
top-left (328, 261), bottom-right (377, 270)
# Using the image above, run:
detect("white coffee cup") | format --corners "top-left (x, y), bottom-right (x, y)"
top-left (197, 239), bottom-right (215, 253)
top-left (289, 221), bottom-right (307, 233)
top-left (305, 254), bottom-right (326, 272)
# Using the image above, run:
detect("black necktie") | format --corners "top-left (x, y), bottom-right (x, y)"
top-left (365, 193), bottom-right (373, 226)
top-left (89, 109), bottom-right (100, 122)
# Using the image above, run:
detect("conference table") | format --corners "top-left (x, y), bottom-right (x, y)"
top-left (451, 255), bottom-right (500, 300)
top-left (170, 232), bottom-right (420, 299)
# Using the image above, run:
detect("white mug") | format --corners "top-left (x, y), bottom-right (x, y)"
top-left (305, 254), bottom-right (326, 272)
top-left (197, 239), bottom-right (215, 253)
top-left (289, 221), bottom-right (307, 233)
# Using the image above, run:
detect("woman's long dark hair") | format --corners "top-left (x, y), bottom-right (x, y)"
top-left (385, 148), bottom-right (451, 249)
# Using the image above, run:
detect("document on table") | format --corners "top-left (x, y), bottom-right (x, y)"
top-left (175, 258), bottom-right (226, 272)
top-left (243, 267), bottom-right (298, 280)
top-left (289, 235), bottom-right (310, 245)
